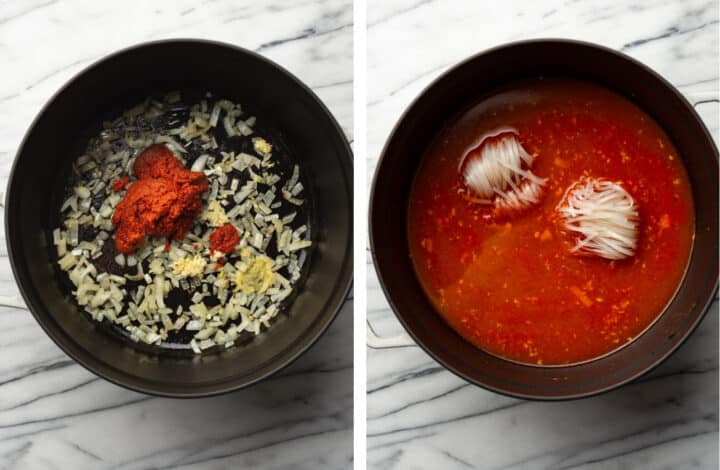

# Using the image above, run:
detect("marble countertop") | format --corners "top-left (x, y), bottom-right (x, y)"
top-left (0, 1), bottom-right (352, 469)
top-left (366, 0), bottom-right (718, 469)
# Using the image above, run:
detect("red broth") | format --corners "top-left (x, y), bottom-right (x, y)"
top-left (407, 79), bottom-right (694, 365)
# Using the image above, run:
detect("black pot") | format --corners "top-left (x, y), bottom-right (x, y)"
top-left (369, 39), bottom-right (718, 400)
top-left (6, 39), bottom-right (353, 397)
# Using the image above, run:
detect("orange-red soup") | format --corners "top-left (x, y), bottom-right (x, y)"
top-left (408, 79), bottom-right (694, 365)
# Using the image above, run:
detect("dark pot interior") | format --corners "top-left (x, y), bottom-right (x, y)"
top-left (6, 40), bottom-right (353, 397)
top-left (370, 39), bottom-right (718, 400)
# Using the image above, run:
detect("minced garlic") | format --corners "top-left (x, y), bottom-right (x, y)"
top-left (202, 200), bottom-right (229, 227)
top-left (234, 255), bottom-right (274, 295)
top-left (252, 137), bottom-right (272, 156)
top-left (172, 254), bottom-right (207, 278)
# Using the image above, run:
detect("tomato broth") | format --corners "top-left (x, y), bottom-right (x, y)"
top-left (407, 79), bottom-right (694, 365)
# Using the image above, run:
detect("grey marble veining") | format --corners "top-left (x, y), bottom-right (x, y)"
top-left (0, 1), bottom-right (353, 469)
top-left (367, 0), bottom-right (718, 469)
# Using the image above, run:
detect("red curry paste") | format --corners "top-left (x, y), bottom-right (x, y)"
top-left (408, 79), bottom-right (694, 365)
top-left (113, 176), bottom-right (130, 192)
top-left (209, 223), bottom-right (240, 254)
top-left (112, 144), bottom-right (208, 253)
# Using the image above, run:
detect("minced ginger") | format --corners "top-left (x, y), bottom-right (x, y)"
top-left (172, 254), bottom-right (207, 278)
top-left (202, 200), bottom-right (229, 227)
top-left (234, 249), bottom-right (274, 295)
top-left (252, 137), bottom-right (272, 156)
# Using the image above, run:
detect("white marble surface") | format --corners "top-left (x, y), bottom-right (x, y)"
top-left (367, 1), bottom-right (719, 469)
top-left (0, 1), bottom-right (352, 469)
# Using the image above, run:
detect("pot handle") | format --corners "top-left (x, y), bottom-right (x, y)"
top-left (367, 319), bottom-right (416, 349)
top-left (684, 90), bottom-right (719, 106)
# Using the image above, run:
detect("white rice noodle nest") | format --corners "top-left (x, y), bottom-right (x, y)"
top-left (557, 177), bottom-right (639, 260)
top-left (459, 127), bottom-right (545, 212)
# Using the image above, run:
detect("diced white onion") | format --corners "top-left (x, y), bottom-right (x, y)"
top-left (191, 154), bottom-right (209, 172)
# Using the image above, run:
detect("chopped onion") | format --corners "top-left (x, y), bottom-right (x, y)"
top-left (67, 223), bottom-right (79, 246)
top-left (237, 120), bottom-right (253, 136)
top-left (74, 186), bottom-right (91, 199)
top-left (191, 154), bottom-right (209, 172)
top-left (155, 135), bottom-right (187, 154)
top-left (209, 103), bottom-right (221, 127)
top-left (223, 115), bottom-right (237, 137)
top-left (199, 339), bottom-right (215, 350)
top-left (291, 182), bottom-right (304, 196)
top-left (288, 240), bottom-right (312, 252)
top-left (61, 195), bottom-right (78, 213)
top-left (194, 327), bottom-right (216, 340)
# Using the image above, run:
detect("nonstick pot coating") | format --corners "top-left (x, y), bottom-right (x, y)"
top-left (370, 39), bottom-right (718, 400)
top-left (6, 40), bottom-right (353, 397)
